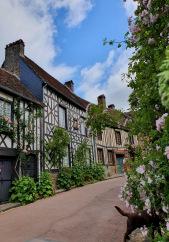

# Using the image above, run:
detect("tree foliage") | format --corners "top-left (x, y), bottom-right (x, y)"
top-left (119, 1), bottom-right (169, 239)
top-left (158, 47), bottom-right (169, 110)
top-left (124, 0), bottom-right (169, 135)
top-left (86, 104), bottom-right (123, 135)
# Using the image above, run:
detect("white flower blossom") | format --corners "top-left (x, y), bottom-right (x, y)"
top-left (147, 177), bottom-right (152, 184)
top-left (136, 165), bottom-right (145, 174)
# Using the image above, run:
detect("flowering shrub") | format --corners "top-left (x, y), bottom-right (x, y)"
top-left (121, 114), bottom-right (169, 239)
top-left (112, 1), bottom-right (169, 239)
top-left (0, 116), bottom-right (15, 140)
top-left (123, 0), bottom-right (169, 136)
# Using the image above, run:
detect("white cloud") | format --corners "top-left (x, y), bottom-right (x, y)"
top-left (0, 0), bottom-right (92, 81)
top-left (123, 0), bottom-right (137, 16)
top-left (53, 0), bottom-right (93, 28)
top-left (48, 64), bottom-right (78, 82)
top-left (77, 49), bottom-right (132, 110)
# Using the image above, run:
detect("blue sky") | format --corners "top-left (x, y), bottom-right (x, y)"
top-left (0, 0), bottom-right (137, 110)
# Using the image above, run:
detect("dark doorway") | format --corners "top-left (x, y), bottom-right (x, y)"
top-left (0, 157), bottom-right (14, 202)
top-left (21, 154), bottom-right (38, 180)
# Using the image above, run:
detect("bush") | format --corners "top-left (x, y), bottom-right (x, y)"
top-left (83, 164), bottom-right (94, 182)
top-left (91, 163), bottom-right (105, 181)
top-left (37, 172), bottom-right (53, 198)
top-left (57, 163), bottom-right (105, 191)
top-left (10, 176), bottom-right (38, 204)
top-left (57, 167), bottom-right (73, 190)
top-left (71, 163), bottom-right (85, 187)
top-left (153, 230), bottom-right (169, 242)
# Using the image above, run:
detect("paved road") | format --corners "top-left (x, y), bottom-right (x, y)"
top-left (0, 177), bottom-right (126, 242)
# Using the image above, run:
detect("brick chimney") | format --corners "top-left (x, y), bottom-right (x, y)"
top-left (64, 80), bottom-right (74, 92)
top-left (108, 104), bottom-right (115, 110)
top-left (3, 39), bottom-right (25, 77)
top-left (97, 94), bottom-right (106, 109)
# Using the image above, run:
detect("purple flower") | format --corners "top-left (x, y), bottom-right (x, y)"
top-left (141, 9), bottom-right (149, 18)
top-left (150, 14), bottom-right (159, 24)
top-left (156, 113), bottom-right (169, 131)
top-left (166, 221), bottom-right (169, 231)
top-left (156, 117), bottom-right (164, 131)
top-left (164, 146), bottom-right (169, 159)
top-left (136, 165), bottom-right (145, 174)
top-left (142, 0), bottom-right (148, 7)
top-left (147, 0), bottom-right (152, 9)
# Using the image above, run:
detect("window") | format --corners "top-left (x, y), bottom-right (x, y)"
top-left (97, 132), bottom-right (102, 141)
top-left (97, 148), bottom-right (104, 163)
top-left (59, 106), bottom-right (67, 128)
top-left (0, 99), bottom-right (12, 119)
top-left (115, 131), bottom-right (122, 145)
top-left (107, 150), bottom-right (115, 165)
top-left (129, 134), bottom-right (134, 145)
top-left (81, 118), bottom-right (86, 136)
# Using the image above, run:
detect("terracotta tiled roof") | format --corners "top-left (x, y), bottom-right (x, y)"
top-left (21, 56), bottom-right (89, 110)
top-left (0, 68), bottom-right (42, 106)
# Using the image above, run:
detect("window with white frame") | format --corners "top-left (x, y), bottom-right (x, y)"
top-left (0, 99), bottom-right (12, 119)
top-left (81, 117), bottom-right (86, 136)
top-left (59, 105), bottom-right (67, 128)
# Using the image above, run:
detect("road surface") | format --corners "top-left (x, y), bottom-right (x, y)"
top-left (0, 177), bottom-right (127, 242)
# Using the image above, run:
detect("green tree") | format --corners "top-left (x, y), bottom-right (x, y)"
top-left (86, 104), bottom-right (123, 135)
top-left (46, 127), bottom-right (70, 169)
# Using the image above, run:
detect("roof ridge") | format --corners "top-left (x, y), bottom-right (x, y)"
top-left (21, 55), bottom-right (89, 110)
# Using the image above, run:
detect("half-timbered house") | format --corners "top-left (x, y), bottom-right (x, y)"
top-left (0, 68), bottom-right (42, 202)
top-left (95, 95), bottom-right (138, 176)
top-left (2, 40), bottom-right (94, 169)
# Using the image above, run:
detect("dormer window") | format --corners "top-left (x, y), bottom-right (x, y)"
top-left (81, 117), bottom-right (87, 136)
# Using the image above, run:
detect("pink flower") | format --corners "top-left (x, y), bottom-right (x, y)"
top-left (156, 117), bottom-right (164, 131)
top-left (136, 165), bottom-right (145, 174)
top-left (166, 221), bottom-right (169, 231)
top-left (164, 146), bottom-right (169, 159)
top-left (150, 14), bottom-right (159, 24)
top-left (156, 114), bottom-right (168, 131)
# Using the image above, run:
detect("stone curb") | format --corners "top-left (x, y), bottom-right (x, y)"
top-left (0, 202), bottom-right (21, 213)
top-left (0, 174), bottom-right (124, 213)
